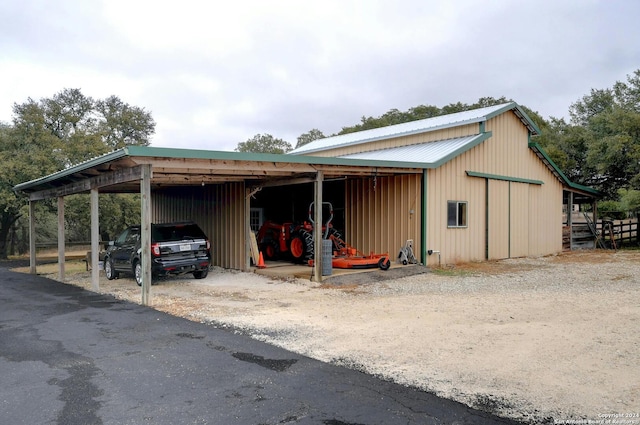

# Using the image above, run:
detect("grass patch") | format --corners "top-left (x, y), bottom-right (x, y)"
top-left (11, 259), bottom-right (89, 276)
top-left (430, 267), bottom-right (474, 277)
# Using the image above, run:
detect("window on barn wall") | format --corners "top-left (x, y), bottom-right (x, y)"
top-left (250, 208), bottom-right (264, 232)
top-left (447, 201), bottom-right (468, 228)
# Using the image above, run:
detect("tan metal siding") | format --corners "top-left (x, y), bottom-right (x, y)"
top-left (488, 180), bottom-right (510, 260)
top-left (151, 182), bottom-right (246, 270)
top-left (509, 182), bottom-right (530, 258)
top-left (426, 111), bottom-right (564, 265)
top-left (527, 176), bottom-right (562, 255)
top-left (426, 151), bottom-right (487, 265)
top-left (345, 175), bottom-right (421, 259)
top-left (312, 124), bottom-right (479, 157)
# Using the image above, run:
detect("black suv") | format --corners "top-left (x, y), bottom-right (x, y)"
top-left (103, 221), bottom-right (211, 285)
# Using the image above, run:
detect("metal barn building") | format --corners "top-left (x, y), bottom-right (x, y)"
top-left (289, 102), bottom-right (600, 264)
top-left (15, 102), bottom-right (598, 302)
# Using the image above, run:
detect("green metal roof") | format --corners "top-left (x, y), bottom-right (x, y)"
top-left (13, 145), bottom-right (428, 193)
top-left (13, 149), bottom-right (129, 192)
top-left (14, 137), bottom-right (601, 201)
top-left (122, 145), bottom-right (428, 167)
top-left (339, 133), bottom-right (492, 168)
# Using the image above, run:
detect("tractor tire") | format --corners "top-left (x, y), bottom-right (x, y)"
top-left (260, 239), bottom-right (280, 260)
top-left (327, 228), bottom-right (344, 251)
top-left (290, 229), bottom-right (314, 263)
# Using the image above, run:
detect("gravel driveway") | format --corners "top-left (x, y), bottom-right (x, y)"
top-left (38, 250), bottom-right (640, 424)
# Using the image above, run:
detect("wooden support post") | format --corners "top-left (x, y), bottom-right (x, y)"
top-left (140, 165), bottom-right (152, 306)
top-left (29, 200), bottom-right (36, 275)
top-left (58, 196), bottom-right (65, 281)
top-left (567, 191), bottom-right (573, 251)
top-left (313, 171), bottom-right (323, 283)
top-left (90, 189), bottom-right (100, 291)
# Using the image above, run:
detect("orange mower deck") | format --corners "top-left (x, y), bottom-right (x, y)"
top-left (309, 250), bottom-right (391, 270)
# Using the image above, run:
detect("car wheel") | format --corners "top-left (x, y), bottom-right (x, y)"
top-left (193, 269), bottom-right (208, 279)
top-left (104, 258), bottom-right (118, 280)
top-left (134, 262), bottom-right (142, 286)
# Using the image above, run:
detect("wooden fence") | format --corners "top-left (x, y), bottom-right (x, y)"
top-left (597, 219), bottom-right (639, 249)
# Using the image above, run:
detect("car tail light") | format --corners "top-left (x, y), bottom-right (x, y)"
top-left (151, 243), bottom-right (161, 256)
top-left (206, 240), bottom-right (210, 250)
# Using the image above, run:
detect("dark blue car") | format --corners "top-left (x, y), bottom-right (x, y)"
top-left (103, 222), bottom-right (211, 285)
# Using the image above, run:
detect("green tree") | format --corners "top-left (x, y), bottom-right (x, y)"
top-left (0, 88), bottom-right (155, 259)
top-left (0, 122), bottom-right (60, 258)
top-left (64, 193), bottom-right (141, 242)
top-left (295, 129), bottom-right (325, 149)
top-left (570, 88), bottom-right (616, 126)
top-left (564, 70), bottom-right (640, 198)
top-left (618, 188), bottom-right (640, 214)
top-left (96, 95), bottom-right (155, 150)
top-left (235, 133), bottom-right (292, 154)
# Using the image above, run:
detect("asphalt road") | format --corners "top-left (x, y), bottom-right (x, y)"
top-left (0, 264), bottom-right (521, 425)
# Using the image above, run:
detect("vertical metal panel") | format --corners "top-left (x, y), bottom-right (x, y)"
top-left (509, 182), bottom-right (530, 257)
top-left (488, 180), bottom-right (509, 260)
top-left (151, 182), bottom-right (246, 270)
top-left (426, 151), bottom-right (487, 265)
top-left (424, 111), bottom-right (564, 265)
top-left (345, 174), bottom-right (421, 259)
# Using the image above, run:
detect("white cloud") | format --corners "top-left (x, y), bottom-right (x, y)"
top-left (1, 0), bottom-right (639, 150)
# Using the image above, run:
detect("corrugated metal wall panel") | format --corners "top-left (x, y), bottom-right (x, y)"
top-left (426, 148), bottom-right (487, 265)
top-left (488, 180), bottom-right (510, 260)
top-left (426, 111), bottom-right (564, 265)
top-left (509, 182), bottom-right (530, 258)
top-left (345, 175), bottom-right (421, 260)
top-left (151, 182), bottom-right (246, 270)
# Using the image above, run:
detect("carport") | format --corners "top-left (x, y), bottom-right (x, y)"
top-left (14, 146), bottom-right (424, 305)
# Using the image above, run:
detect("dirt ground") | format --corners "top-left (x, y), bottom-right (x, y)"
top-left (28, 250), bottom-right (640, 424)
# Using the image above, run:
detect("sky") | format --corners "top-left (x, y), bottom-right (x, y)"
top-left (1, 0), bottom-right (639, 152)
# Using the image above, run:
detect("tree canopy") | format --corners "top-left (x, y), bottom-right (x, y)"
top-left (7, 70), bottom-right (640, 257)
top-left (541, 69), bottom-right (640, 199)
top-left (295, 128), bottom-right (325, 149)
top-left (0, 88), bottom-right (155, 259)
top-left (235, 133), bottom-right (292, 154)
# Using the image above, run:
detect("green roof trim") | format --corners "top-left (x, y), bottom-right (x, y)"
top-left (14, 146), bottom-right (430, 193)
top-left (122, 145), bottom-right (431, 169)
top-left (466, 171), bottom-right (544, 185)
top-left (485, 103), bottom-right (542, 135)
top-left (13, 149), bottom-right (129, 192)
top-left (528, 142), bottom-right (602, 197)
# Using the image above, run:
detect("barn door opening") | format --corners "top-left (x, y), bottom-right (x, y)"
top-left (487, 180), bottom-right (530, 260)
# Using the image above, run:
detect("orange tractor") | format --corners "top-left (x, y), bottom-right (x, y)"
top-left (256, 202), bottom-right (391, 270)
top-left (255, 220), bottom-right (315, 262)
top-left (256, 202), bottom-right (339, 263)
